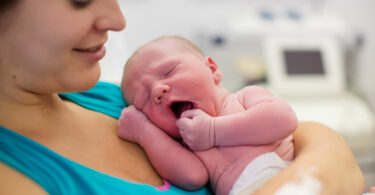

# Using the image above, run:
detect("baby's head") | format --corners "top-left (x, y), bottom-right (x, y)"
top-left (121, 36), bottom-right (223, 138)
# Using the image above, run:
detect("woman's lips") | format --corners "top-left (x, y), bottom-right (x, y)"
top-left (73, 45), bottom-right (106, 62)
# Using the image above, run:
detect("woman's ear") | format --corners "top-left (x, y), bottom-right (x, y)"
top-left (204, 56), bottom-right (222, 85)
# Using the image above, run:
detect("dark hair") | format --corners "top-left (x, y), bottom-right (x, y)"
top-left (0, 0), bottom-right (19, 12)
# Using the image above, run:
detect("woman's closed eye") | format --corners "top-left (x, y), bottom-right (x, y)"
top-left (70, 0), bottom-right (93, 9)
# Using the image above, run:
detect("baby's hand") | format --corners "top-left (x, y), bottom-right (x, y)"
top-left (118, 105), bottom-right (150, 144)
top-left (176, 109), bottom-right (215, 151)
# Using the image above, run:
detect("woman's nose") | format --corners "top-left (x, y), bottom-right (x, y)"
top-left (152, 84), bottom-right (171, 104)
top-left (94, 0), bottom-right (126, 32)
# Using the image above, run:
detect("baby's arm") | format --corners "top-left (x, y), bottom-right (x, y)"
top-left (214, 86), bottom-right (297, 146)
top-left (177, 86), bottom-right (297, 151)
top-left (118, 106), bottom-right (208, 190)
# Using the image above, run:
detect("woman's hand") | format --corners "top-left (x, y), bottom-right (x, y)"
top-left (253, 121), bottom-right (365, 195)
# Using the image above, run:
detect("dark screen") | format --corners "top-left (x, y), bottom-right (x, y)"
top-left (283, 50), bottom-right (325, 75)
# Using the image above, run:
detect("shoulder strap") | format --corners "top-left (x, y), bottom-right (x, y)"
top-left (59, 81), bottom-right (126, 119)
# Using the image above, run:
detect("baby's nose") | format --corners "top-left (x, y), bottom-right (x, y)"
top-left (152, 84), bottom-right (170, 104)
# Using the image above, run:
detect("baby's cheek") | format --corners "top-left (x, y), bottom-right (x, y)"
top-left (158, 119), bottom-right (181, 139)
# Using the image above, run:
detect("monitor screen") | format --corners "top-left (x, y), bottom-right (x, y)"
top-left (283, 50), bottom-right (325, 75)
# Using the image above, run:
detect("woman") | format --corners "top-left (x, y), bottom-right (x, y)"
top-left (0, 0), bottom-right (365, 194)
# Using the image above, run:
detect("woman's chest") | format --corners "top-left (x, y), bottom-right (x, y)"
top-left (27, 106), bottom-right (162, 186)
top-left (58, 114), bottom-right (162, 186)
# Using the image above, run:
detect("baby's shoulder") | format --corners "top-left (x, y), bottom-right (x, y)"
top-left (234, 85), bottom-right (270, 100)
top-left (237, 85), bottom-right (271, 96)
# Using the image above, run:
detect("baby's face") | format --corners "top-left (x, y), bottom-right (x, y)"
top-left (124, 41), bottom-right (220, 139)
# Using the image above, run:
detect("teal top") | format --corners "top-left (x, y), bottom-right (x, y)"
top-left (0, 81), bottom-right (211, 195)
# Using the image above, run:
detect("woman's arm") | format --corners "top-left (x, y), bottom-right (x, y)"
top-left (253, 121), bottom-right (365, 195)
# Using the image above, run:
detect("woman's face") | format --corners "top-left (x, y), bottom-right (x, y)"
top-left (0, 0), bottom-right (126, 93)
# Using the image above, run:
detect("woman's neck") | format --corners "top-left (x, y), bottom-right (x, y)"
top-left (0, 83), bottom-right (64, 108)
top-left (0, 85), bottom-right (70, 131)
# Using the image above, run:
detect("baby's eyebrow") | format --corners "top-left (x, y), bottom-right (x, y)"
top-left (153, 60), bottom-right (178, 72)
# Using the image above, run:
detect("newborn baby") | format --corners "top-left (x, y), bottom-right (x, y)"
top-left (118, 36), bottom-right (297, 195)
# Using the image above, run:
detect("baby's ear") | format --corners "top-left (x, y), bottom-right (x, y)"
top-left (204, 57), bottom-right (222, 85)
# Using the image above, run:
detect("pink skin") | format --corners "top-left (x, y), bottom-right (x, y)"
top-left (122, 41), bottom-right (227, 139)
top-left (118, 105), bottom-right (210, 190)
top-left (118, 38), bottom-right (297, 194)
top-left (177, 109), bottom-right (215, 151)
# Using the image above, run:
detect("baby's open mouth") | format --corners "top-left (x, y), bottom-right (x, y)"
top-left (170, 101), bottom-right (194, 119)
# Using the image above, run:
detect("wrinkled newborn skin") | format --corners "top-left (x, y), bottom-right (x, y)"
top-left (118, 38), bottom-right (297, 195)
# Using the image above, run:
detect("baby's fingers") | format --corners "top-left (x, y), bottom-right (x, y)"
top-left (180, 109), bottom-right (203, 119)
top-left (176, 117), bottom-right (193, 130)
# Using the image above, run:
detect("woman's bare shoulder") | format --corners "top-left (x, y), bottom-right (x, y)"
top-left (0, 162), bottom-right (46, 195)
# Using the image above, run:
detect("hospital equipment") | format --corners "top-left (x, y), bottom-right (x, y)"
top-left (263, 34), bottom-right (374, 151)
top-left (263, 33), bottom-right (375, 190)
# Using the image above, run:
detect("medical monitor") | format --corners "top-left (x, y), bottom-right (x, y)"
top-left (263, 36), bottom-right (345, 96)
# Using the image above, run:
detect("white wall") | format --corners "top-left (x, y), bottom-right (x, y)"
top-left (323, 0), bottom-right (375, 109)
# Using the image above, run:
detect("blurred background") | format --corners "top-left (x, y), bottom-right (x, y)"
top-left (100, 0), bottom-right (375, 191)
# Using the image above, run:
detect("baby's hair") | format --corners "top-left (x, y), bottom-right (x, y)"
top-left (155, 35), bottom-right (205, 59)
top-left (125, 35), bottom-right (204, 69)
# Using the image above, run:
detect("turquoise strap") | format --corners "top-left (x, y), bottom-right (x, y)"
top-left (59, 81), bottom-right (126, 119)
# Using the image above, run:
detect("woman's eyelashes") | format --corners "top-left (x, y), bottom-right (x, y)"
top-left (70, 0), bottom-right (93, 8)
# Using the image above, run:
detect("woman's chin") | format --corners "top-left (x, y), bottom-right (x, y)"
top-left (80, 67), bottom-right (101, 90)
top-left (61, 71), bottom-right (101, 93)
